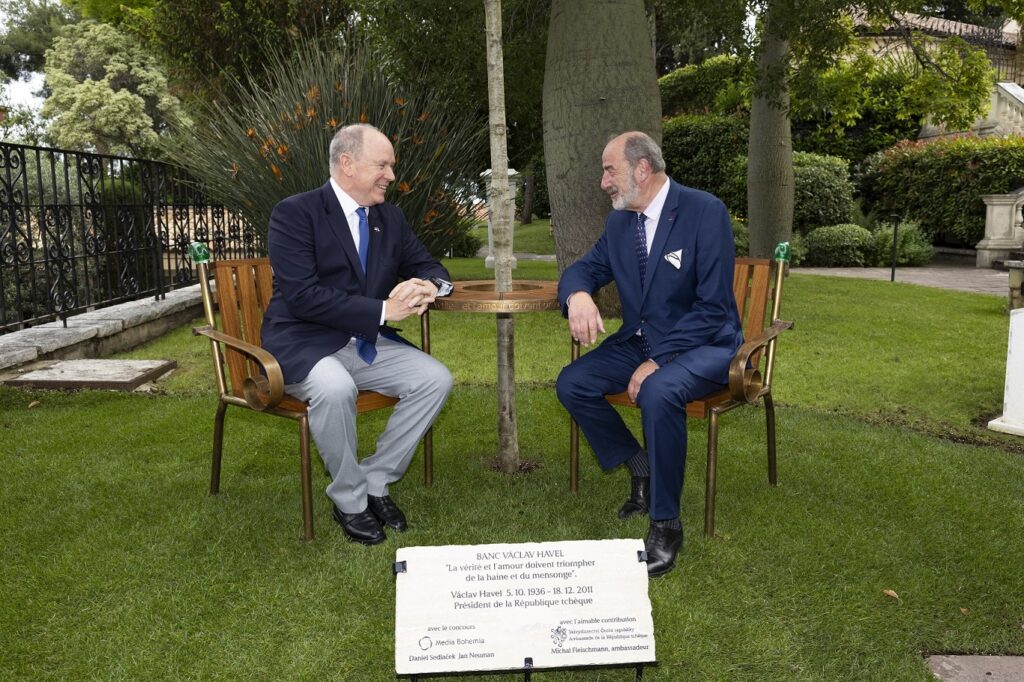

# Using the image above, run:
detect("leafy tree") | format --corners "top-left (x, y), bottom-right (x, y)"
top-left (62, 0), bottom-right (154, 25)
top-left (122, 0), bottom-right (352, 104)
top-left (0, 0), bottom-right (78, 82)
top-left (649, 0), bottom-right (747, 74)
top-left (745, 1), bottom-right (1010, 257)
top-left (40, 19), bottom-right (190, 156)
top-left (0, 98), bottom-right (46, 143)
top-left (354, 0), bottom-right (547, 172)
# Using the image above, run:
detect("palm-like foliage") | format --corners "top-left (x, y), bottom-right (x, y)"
top-left (164, 40), bottom-right (485, 255)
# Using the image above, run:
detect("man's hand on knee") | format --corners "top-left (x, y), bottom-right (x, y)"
top-left (568, 291), bottom-right (605, 346)
top-left (627, 359), bottom-right (659, 403)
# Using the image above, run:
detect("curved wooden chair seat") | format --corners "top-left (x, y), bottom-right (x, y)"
top-left (569, 253), bottom-right (793, 538)
top-left (192, 256), bottom-right (430, 541)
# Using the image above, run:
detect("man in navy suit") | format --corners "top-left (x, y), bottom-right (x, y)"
top-left (261, 123), bottom-right (454, 545)
top-left (556, 131), bottom-right (742, 576)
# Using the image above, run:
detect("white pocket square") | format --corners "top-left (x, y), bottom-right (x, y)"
top-left (664, 249), bottom-right (682, 269)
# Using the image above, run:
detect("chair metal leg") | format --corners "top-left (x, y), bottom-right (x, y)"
top-left (210, 401), bottom-right (228, 495)
top-left (569, 417), bottom-right (579, 493)
top-left (765, 392), bottom-right (777, 486)
top-left (424, 426), bottom-right (434, 487)
top-left (299, 415), bottom-right (314, 542)
top-left (704, 408), bottom-right (720, 538)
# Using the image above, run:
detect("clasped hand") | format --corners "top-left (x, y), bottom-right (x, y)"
top-left (385, 278), bottom-right (438, 321)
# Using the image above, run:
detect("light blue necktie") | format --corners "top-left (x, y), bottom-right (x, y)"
top-left (355, 207), bottom-right (377, 364)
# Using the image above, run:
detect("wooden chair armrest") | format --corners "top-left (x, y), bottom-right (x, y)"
top-left (193, 325), bottom-right (285, 411)
top-left (727, 319), bottom-right (793, 403)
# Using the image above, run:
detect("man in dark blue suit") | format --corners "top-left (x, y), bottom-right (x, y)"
top-left (556, 131), bottom-right (742, 576)
top-left (261, 123), bottom-right (454, 545)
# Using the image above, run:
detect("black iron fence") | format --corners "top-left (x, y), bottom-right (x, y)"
top-left (0, 142), bottom-right (264, 333)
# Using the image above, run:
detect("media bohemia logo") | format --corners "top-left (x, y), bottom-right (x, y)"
top-left (550, 625), bottom-right (568, 648)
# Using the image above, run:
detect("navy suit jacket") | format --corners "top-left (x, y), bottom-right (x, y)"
top-left (261, 181), bottom-right (449, 384)
top-left (557, 178), bottom-right (742, 384)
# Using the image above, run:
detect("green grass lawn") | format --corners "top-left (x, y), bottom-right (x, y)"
top-left (472, 218), bottom-right (555, 255)
top-left (2, 273), bottom-right (1022, 680)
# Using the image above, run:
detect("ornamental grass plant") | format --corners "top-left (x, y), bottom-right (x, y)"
top-left (164, 39), bottom-right (485, 256)
top-left (2, 267), bottom-right (1022, 680)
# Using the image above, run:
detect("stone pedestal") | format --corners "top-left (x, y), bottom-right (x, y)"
top-left (480, 168), bottom-right (519, 269)
top-left (1008, 261), bottom-right (1024, 310)
top-left (989, 307), bottom-right (1024, 437)
top-left (977, 193), bottom-right (1024, 268)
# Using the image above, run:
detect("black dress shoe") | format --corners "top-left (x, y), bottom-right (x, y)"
top-left (618, 476), bottom-right (650, 519)
top-left (332, 506), bottom-right (386, 545)
top-left (645, 520), bottom-right (683, 577)
top-left (368, 494), bottom-right (407, 532)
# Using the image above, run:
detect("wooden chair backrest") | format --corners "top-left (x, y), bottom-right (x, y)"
top-left (731, 257), bottom-right (774, 367)
top-left (212, 258), bottom-right (275, 399)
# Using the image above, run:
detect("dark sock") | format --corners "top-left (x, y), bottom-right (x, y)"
top-left (653, 517), bottom-right (681, 531)
top-left (625, 449), bottom-right (649, 477)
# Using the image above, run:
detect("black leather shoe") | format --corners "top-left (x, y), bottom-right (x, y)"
top-left (644, 521), bottom-right (683, 577)
top-left (332, 506), bottom-right (386, 545)
top-left (618, 476), bottom-right (650, 519)
top-left (368, 494), bottom-right (407, 532)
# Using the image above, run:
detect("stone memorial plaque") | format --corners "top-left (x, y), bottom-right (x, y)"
top-left (394, 539), bottom-right (655, 676)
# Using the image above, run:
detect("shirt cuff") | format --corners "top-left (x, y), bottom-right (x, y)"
top-left (379, 301), bottom-right (386, 326)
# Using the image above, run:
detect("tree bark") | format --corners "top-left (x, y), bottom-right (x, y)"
top-left (519, 172), bottom-right (535, 224)
top-left (484, 0), bottom-right (520, 472)
top-left (747, 5), bottom-right (794, 259)
top-left (543, 0), bottom-right (661, 314)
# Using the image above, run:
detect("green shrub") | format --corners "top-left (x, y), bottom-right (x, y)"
top-left (729, 218), bottom-right (807, 266)
top-left (731, 216), bottom-right (749, 257)
top-left (867, 221), bottom-right (934, 266)
top-left (803, 223), bottom-right (873, 266)
top-left (721, 151), bottom-right (854, 234)
top-left (860, 136), bottom-right (1024, 246)
top-left (662, 114), bottom-right (748, 199)
top-left (659, 55), bottom-right (745, 117)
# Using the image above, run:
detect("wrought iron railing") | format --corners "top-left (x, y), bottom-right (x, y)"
top-left (0, 142), bottom-right (264, 333)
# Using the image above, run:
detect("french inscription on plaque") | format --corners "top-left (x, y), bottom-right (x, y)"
top-left (394, 539), bottom-right (655, 675)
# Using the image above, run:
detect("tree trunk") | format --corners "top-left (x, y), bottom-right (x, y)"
top-left (519, 172), bottom-right (535, 224)
top-left (543, 0), bottom-right (661, 315)
top-left (747, 6), bottom-right (794, 259)
top-left (484, 0), bottom-right (520, 472)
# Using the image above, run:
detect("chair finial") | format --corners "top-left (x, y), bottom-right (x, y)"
top-left (189, 241), bottom-right (212, 264)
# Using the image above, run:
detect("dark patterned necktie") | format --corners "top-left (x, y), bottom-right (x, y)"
top-left (355, 206), bottom-right (377, 364)
top-left (634, 212), bottom-right (651, 358)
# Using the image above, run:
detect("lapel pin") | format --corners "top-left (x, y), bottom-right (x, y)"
top-left (373, 226), bottom-right (381, 232)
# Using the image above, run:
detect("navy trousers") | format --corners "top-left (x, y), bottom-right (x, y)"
top-left (556, 336), bottom-right (724, 520)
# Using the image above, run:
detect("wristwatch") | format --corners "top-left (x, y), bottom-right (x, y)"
top-left (427, 276), bottom-right (454, 297)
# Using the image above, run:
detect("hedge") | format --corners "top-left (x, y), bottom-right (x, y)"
top-left (659, 55), bottom-right (745, 117)
top-left (720, 151), bottom-right (855, 234)
top-left (662, 113), bottom-right (748, 199)
top-left (803, 224), bottom-right (873, 266)
top-left (859, 136), bottom-right (1024, 245)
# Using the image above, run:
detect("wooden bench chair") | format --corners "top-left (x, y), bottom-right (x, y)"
top-left (189, 246), bottom-right (433, 541)
top-left (569, 244), bottom-right (793, 538)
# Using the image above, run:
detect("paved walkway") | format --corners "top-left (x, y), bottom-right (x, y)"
top-left (794, 263), bottom-right (1009, 297)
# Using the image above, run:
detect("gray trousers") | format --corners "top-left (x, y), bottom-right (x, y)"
top-left (286, 337), bottom-right (452, 513)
